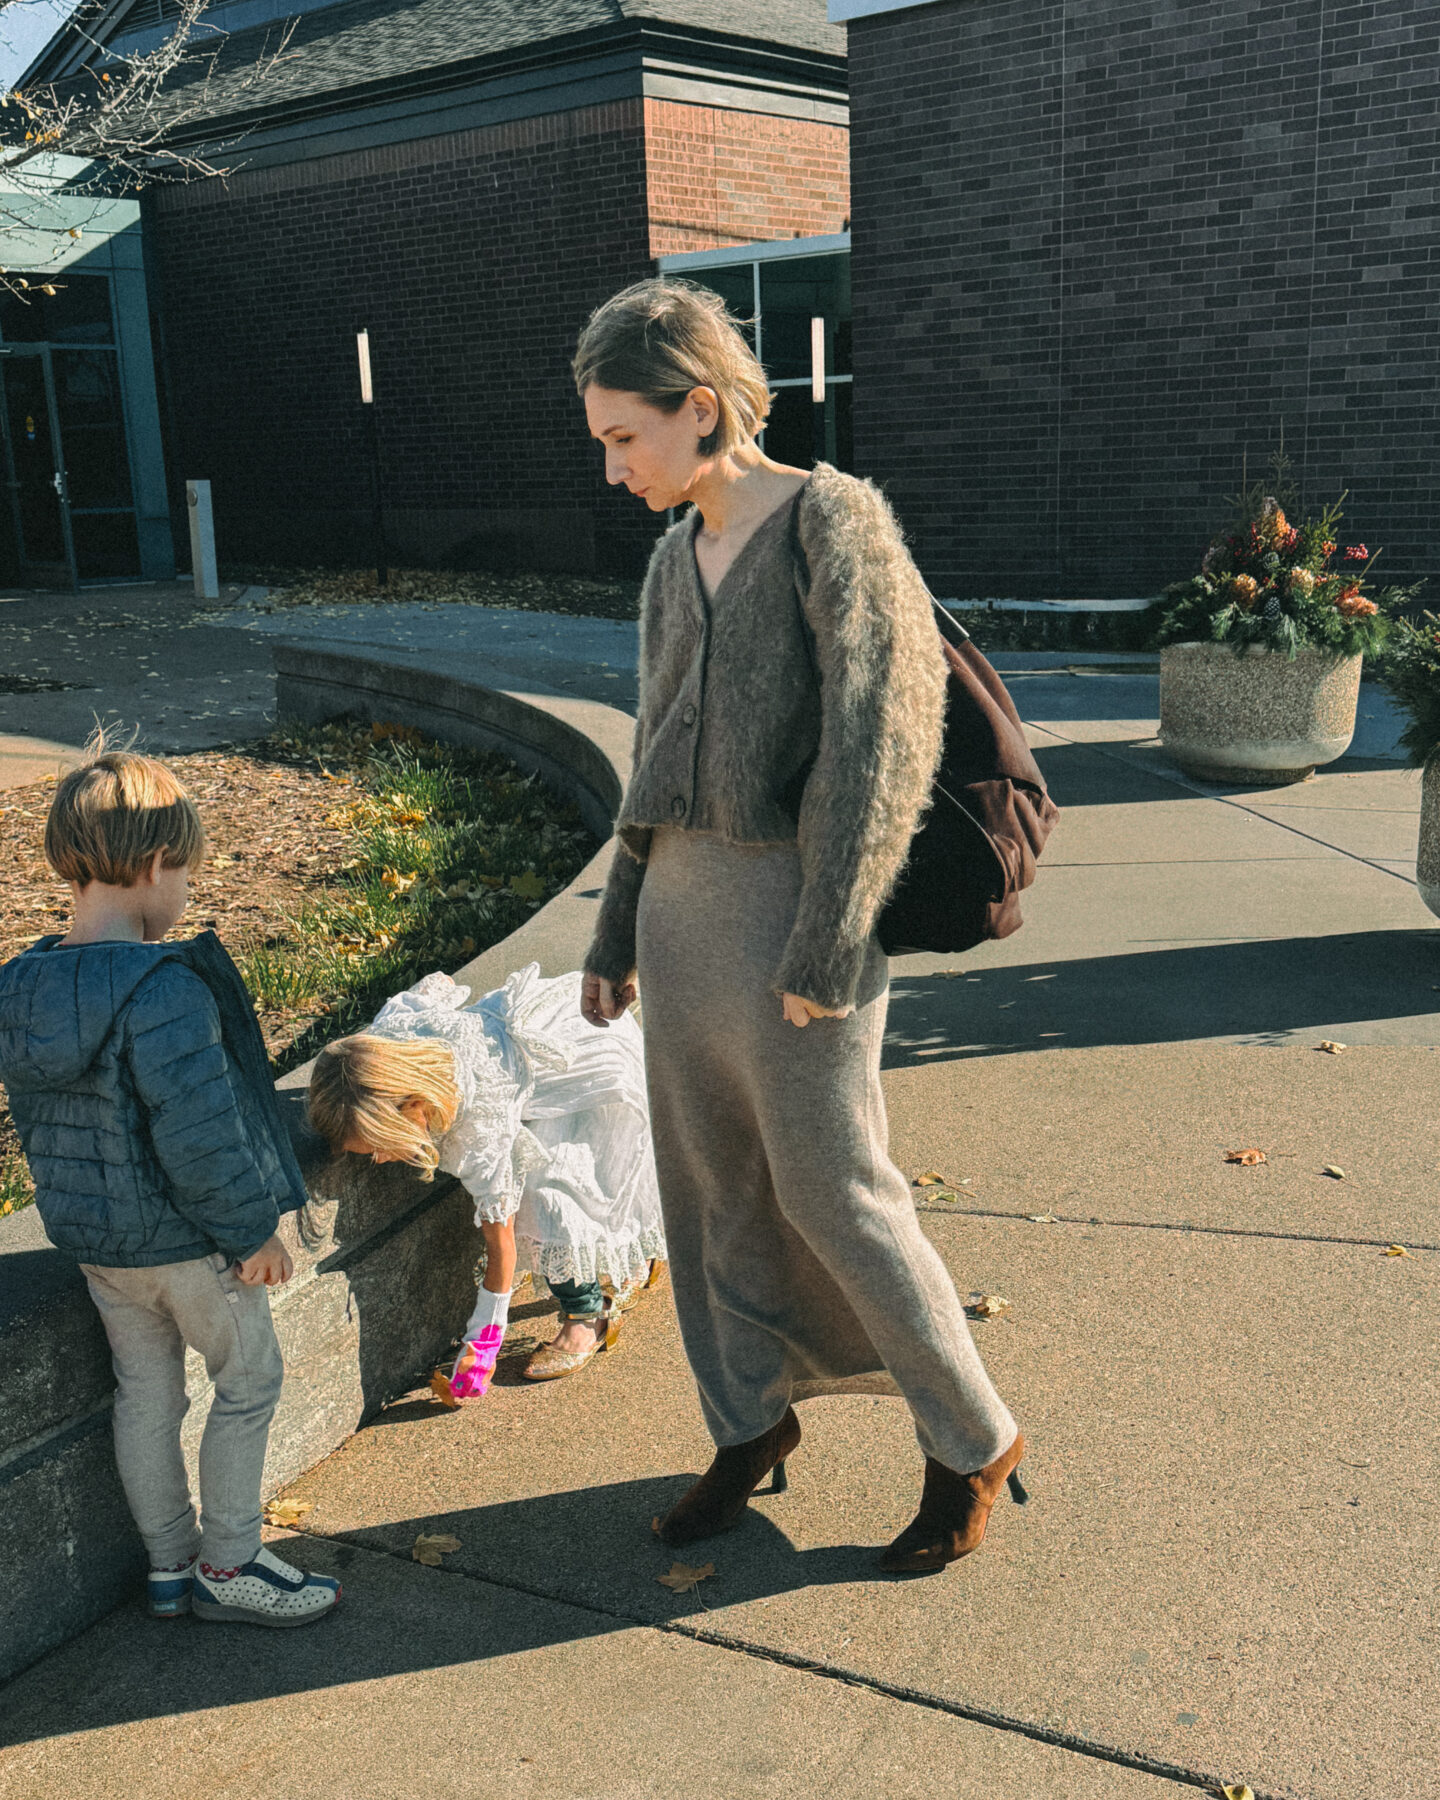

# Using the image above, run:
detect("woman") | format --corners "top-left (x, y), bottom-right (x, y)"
top-left (575, 279), bottom-right (1024, 1573)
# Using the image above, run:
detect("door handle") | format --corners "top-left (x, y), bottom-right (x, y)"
top-left (52, 469), bottom-right (65, 498)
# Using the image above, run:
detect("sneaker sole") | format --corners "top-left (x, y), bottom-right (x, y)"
top-left (192, 1591), bottom-right (340, 1628)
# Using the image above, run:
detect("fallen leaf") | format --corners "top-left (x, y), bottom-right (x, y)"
top-left (1321, 1165), bottom-right (1346, 1180)
top-left (914, 1172), bottom-right (947, 1186)
top-left (1315, 1040), bottom-right (1347, 1054)
top-left (1383, 1244), bottom-right (1412, 1258)
top-left (657, 1560), bottom-right (714, 1593)
top-left (1220, 1787), bottom-right (1256, 1800)
top-left (429, 1368), bottom-right (460, 1409)
top-left (412, 1532), bottom-right (462, 1566)
top-left (509, 869), bottom-right (547, 901)
top-left (965, 1292), bottom-right (1011, 1320)
top-left (262, 1497), bottom-right (314, 1528)
top-left (1028, 1212), bottom-right (1061, 1224)
top-left (1224, 1149), bottom-right (1267, 1166)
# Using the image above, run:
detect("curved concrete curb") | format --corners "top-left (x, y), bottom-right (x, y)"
top-left (0, 641), bottom-right (635, 1683)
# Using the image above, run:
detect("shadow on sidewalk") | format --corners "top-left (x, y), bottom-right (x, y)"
top-left (0, 1481), bottom-right (891, 1746)
top-left (884, 929), bottom-right (1440, 1066)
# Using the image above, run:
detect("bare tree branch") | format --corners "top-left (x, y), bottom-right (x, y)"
top-left (0, 0), bottom-right (294, 296)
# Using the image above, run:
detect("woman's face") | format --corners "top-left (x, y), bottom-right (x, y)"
top-left (584, 385), bottom-right (720, 511)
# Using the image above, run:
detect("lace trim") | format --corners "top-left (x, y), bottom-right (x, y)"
top-left (475, 1225), bottom-right (668, 1290)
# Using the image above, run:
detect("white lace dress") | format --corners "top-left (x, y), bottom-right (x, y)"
top-left (366, 964), bottom-right (666, 1289)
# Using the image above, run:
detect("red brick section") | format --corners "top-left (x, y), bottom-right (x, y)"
top-left (146, 101), bottom-right (659, 574)
top-left (644, 99), bottom-right (849, 256)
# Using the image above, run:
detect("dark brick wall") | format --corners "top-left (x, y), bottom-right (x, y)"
top-left (148, 92), bottom-right (851, 577)
top-left (149, 102), bottom-right (660, 576)
top-left (848, 0), bottom-right (1440, 599)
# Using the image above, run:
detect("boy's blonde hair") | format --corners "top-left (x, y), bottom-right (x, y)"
top-left (308, 1034), bottom-right (461, 1179)
top-left (572, 278), bottom-right (772, 456)
top-left (45, 749), bottom-right (205, 888)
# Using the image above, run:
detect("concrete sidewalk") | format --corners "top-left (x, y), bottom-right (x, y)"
top-left (1, 597), bottom-right (1436, 1799)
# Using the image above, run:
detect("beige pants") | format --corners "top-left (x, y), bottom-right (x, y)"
top-left (635, 827), bottom-right (1017, 1475)
top-left (81, 1253), bottom-right (284, 1570)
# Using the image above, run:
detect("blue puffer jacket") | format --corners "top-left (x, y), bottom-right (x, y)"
top-left (0, 931), bottom-right (308, 1267)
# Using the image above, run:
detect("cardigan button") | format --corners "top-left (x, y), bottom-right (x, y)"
top-left (681, 703), bottom-right (698, 727)
top-left (671, 795), bottom-right (687, 819)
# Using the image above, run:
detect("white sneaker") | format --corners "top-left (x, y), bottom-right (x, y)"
top-left (192, 1545), bottom-right (341, 1628)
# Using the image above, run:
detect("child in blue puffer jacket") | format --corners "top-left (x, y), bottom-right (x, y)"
top-left (0, 749), bottom-right (339, 1629)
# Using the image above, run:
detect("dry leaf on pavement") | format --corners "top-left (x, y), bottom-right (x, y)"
top-left (429, 1369), bottom-right (461, 1409)
top-left (262, 1497), bottom-right (314, 1528)
top-left (1219, 1786), bottom-right (1256, 1800)
top-left (1321, 1164), bottom-right (1346, 1179)
top-left (412, 1533), bottom-right (462, 1566)
top-left (1315, 1040), bottom-right (1347, 1054)
top-left (1028, 1213), bottom-right (1060, 1224)
top-left (1224, 1149), bottom-right (1267, 1166)
top-left (965, 1292), bottom-right (1011, 1320)
top-left (657, 1561), bottom-right (714, 1593)
top-left (913, 1172), bottom-right (947, 1186)
top-left (1383, 1244), bottom-right (1413, 1258)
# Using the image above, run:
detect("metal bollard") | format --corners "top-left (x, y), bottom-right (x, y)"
top-left (186, 479), bottom-right (219, 600)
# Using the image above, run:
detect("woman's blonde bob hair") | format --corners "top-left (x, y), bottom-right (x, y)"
top-left (308, 1033), bottom-right (461, 1180)
top-left (572, 278), bottom-right (772, 457)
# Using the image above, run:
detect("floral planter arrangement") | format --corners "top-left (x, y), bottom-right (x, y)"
top-left (1377, 613), bottom-right (1440, 919)
top-left (1155, 458), bottom-right (1414, 786)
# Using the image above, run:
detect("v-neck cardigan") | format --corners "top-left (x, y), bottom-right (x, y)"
top-left (584, 461), bottom-right (948, 1012)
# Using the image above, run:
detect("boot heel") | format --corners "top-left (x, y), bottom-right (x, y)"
top-left (769, 1459), bottom-right (789, 1494)
top-left (1006, 1466), bottom-right (1030, 1505)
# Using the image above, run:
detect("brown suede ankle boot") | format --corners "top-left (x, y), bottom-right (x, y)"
top-left (654, 1407), bottom-right (802, 1547)
top-left (878, 1431), bottom-right (1027, 1573)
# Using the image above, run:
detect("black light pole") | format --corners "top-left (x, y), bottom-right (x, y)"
top-left (356, 328), bottom-right (388, 588)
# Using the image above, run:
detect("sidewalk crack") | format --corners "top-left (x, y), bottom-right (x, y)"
top-left (296, 1529), bottom-right (1283, 1799)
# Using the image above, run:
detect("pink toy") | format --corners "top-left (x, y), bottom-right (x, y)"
top-left (444, 1323), bottom-right (505, 1400)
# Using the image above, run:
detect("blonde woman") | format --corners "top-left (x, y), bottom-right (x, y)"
top-left (576, 280), bottom-right (1025, 1573)
top-left (309, 965), bottom-right (665, 1392)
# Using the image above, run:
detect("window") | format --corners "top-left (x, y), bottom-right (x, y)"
top-left (657, 236), bottom-right (853, 472)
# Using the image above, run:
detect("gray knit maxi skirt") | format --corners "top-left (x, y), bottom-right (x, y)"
top-left (635, 826), bottom-right (1018, 1475)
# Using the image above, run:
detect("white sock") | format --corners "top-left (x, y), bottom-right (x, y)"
top-left (464, 1284), bottom-right (511, 1341)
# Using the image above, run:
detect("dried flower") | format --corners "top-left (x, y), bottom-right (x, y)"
top-left (1287, 568), bottom-right (1315, 598)
top-left (1322, 539), bottom-right (1337, 559)
top-left (1335, 587), bottom-right (1378, 619)
top-left (1229, 574), bottom-right (1260, 610)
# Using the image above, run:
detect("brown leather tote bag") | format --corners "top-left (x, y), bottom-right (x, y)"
top-left (790, 508), bottom-right (1059, 956)
top-left (877, 598), bottom-right (1059, 956)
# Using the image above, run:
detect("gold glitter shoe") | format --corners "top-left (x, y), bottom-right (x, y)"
top-left (612, 1258), bottom-right (667, 1313)
top-left (521, 1297), bottom-right (623, 1381)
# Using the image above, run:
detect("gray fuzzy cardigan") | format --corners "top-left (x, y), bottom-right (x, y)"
top-left (584, 462), bottom-right (947, 1012)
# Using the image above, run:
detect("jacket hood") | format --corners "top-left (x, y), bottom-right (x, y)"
top-left (0, 938), bottom-right (192, 1091)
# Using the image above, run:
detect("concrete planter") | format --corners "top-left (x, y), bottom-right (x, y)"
top-left (1159, 641), bottom-right (1362, 786)
top-left (1417, 755), bottom-right (1440, 919)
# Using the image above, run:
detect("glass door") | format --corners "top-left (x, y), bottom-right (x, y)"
top-left (0, 346), bottom-right (77, 587)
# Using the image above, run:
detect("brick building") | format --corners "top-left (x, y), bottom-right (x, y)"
top-left (835, 0), bottom-right (1439, 600)
top-left (28, 0), bottom-right (849, 574)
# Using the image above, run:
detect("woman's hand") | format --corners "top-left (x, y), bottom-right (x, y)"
top-left (582, 970), bottom-right (637, 1028)
top-left (781, 992), bottom-right (854, 1029)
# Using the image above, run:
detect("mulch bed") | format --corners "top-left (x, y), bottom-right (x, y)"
top-left (0, 743), bottom-right (368, 1208)
top-left (0, 746), bottom-right (353, 998)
